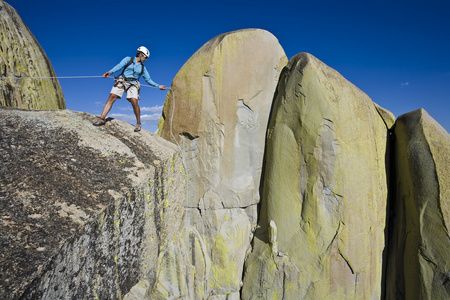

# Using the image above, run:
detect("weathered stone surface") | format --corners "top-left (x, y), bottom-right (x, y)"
top-left (0, 1), bottom-right (65, 109)
top-left (155, 28), bottom-right (287, 297)
top-left (242, 53), bottom-right (392, 299)
top-left (0, 108), bottom-right (185, 299)
top-left (386, 108), bottom-right (450, 300)
top-left (158, 28), bottom-right (287, 209)
top-left (3, 21), bottom-right (448, 299)
top-left (146, 208), bottom-right (252, 299)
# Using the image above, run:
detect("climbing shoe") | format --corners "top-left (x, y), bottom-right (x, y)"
top-left (134, 123), bottom-right (142, 132)
top-left (93, 117), bottom-right (106, 126)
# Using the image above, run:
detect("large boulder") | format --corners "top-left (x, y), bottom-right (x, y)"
top-left (154, 29), bottom-right (288, 298)
top-left (0, 108), bottom-right (185, 299)
top-left (158, 28), bottom-right (287, 209)
top-left (242, 52), bottom-right (394, 299)
top-left (0, 1), bottom-right (65, 109)
top-left (386, 109), bottom-right (450, 299)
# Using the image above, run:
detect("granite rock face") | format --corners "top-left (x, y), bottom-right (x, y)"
top-left (0, 1), bottom-right (65, 109)
top-left (242, 53), bottom-right (394, 299)
top-left (155, 29), bottom-right (288, 298)
top-left (386, 109), bottom-right (450, 300)
top-left (2, 23), bottom-right (450, 299)
top-left (0, 108), bottom-right (185, 299)
top-left (158, 28), bottom-right (287, 209)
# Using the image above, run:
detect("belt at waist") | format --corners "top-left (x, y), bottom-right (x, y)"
top-left (115, 76), bottom-right (138, 82)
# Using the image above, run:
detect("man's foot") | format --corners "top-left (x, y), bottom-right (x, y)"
top-left (134, 122), bottom-right (141, 132)
top-left (93, 117), bottom-right (106, 126)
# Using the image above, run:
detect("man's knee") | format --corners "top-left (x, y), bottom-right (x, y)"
top-left (108, 94), bottom-right (118, 103)
top-left (128, 98), bottom-right (139, 105)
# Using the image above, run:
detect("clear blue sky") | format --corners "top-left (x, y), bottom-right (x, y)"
top-left (8, 0), bottom-right (450, 133)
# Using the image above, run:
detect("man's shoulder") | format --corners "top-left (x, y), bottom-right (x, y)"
top-left (120, 56), bottom-right (134, 63)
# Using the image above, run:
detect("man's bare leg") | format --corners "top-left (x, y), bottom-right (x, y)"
top-left (128, 97), bottom-right (141, 131)
top-left (93, 93), bottom-right (119, 126)
top-left (100, 93), bottom-right (119, 119)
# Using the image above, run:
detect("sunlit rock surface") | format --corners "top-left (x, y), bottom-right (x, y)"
top-left (0, 108), bottom-right (185, 299)
top-left (155, 28), bottom-right (287, 298)
top-left (242, 52), bottom-right (394, 299)
top-left (2, 20), bottom-right (449, 298)
top-left (0, 1), bottom-right (65, 109)
top-left (386, 108), bottom-right (450, 300)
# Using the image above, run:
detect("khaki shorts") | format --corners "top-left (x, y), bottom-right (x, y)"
top-left (110, 79), bottom-right (140, 100)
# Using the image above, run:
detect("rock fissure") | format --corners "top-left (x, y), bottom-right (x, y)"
top-left (339, 251), bottom-right (355, 275)
top-left (1, 13), bottom-right (449, 298)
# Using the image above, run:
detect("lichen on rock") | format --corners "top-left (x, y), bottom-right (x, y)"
top-left (386, 108), bottom-right (450, 300)
top-left (242, 52), bottom-right (392, 299)
top-left (0, 1), bottom-right (65, 109)
top-left (154, 28), bottom-right (288, 298)
top-left (0, 108), bottom-right (185, 299)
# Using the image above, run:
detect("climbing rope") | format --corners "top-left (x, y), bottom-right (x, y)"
top-left (166, 87), bottom-right (191, 227)
top-left (0, 75), bottom-right (103, 79)
top-left (0, 75), bottom-right (167, 89)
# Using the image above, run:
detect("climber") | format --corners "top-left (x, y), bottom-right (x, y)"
top-left (93, 46), bottom-right (166, 132)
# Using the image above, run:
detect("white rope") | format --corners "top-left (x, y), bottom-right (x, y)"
top-left (0, 75), bottom-right (103, 79)
top-left (167, 87), bottom-right (190, 227)
top-left (169, 88), bottom-right (180, 148)
top-left (0, 75), bottom-right (168, 89)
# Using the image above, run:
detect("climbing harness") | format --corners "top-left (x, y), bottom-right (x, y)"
top-left (119, 57), bottom-right (145, 80)
top-left (114, 57), bottom-right (145, 94)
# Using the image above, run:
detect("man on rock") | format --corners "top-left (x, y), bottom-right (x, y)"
top-left (93, 46), bottom-right (166, 132)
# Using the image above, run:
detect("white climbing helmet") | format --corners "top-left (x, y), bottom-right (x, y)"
top-left (137, 46), bottom-right (150, 58)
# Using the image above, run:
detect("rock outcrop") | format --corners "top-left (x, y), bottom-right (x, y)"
top-left (386, 109), bottom-right (450, 299)
top-left (0, 0), bottom-right (65, 109)
top-left (241, 53), bottom-right (395, 299)
top-left (154, 29), bottom-right (287, 298)
top-left (0, 108), bottom-right (185, 299)
top-left (2, 21), bottom-right (449, 299)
